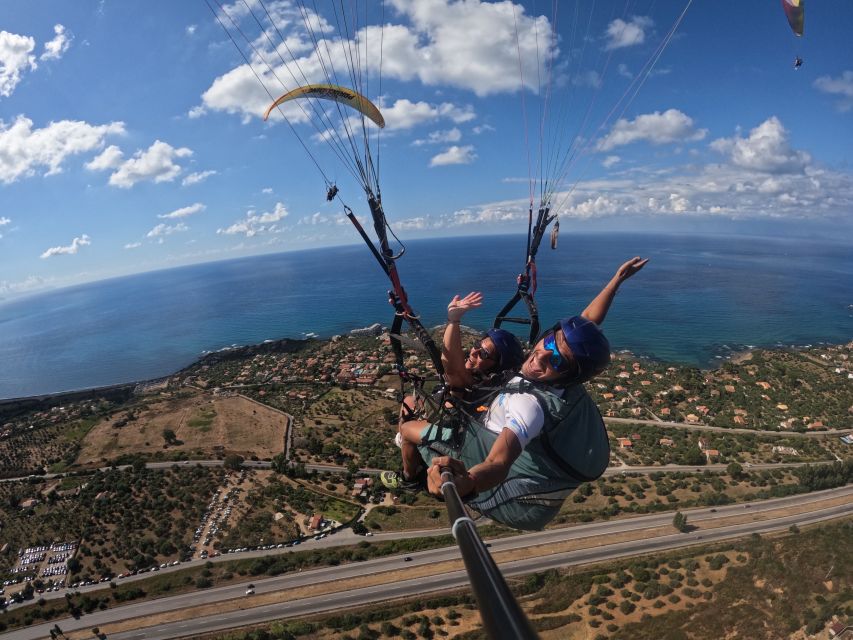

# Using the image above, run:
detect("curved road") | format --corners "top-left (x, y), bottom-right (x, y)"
top-left (3, 485), bottom-right (851, 640)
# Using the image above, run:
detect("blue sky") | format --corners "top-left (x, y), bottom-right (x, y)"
top-left (1, 0), bottom-right (851, 300)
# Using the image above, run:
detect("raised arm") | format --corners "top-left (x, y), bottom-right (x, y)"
top-left (581, 256), bottom-right (648, 325)
top-left (442, 292), bottom-right (483, 389)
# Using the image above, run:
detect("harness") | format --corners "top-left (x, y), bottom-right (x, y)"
top-left (493, 206), bottom-right (557, 345)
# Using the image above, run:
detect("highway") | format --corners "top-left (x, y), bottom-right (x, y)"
top-left (3, 485), bottom-right (851, 640)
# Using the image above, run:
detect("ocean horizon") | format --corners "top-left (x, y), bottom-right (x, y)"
top-left (1, 232), bottom-right (851, 400)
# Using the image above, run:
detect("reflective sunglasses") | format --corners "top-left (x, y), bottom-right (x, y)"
top-left (474, 341), bottom-right (497, 361)
top-left (542, 330), bottom-right (574, 374)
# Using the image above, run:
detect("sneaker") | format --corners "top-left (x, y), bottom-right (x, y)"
top-left (380, 470), bottom-right (423, 492)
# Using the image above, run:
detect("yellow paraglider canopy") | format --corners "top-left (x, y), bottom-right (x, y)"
top-left (263, 83), bottom-right (385, 128)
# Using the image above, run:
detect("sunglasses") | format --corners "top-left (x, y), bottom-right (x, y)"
top-left (542, 330), bottom-right (574, 374)
top-left (473, 341), bottom-right (497, 361)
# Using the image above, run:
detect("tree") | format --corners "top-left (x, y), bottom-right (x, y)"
top-left (224, 454), bottom-right (244, 471)
top-left (162, 428), bottom-right (178, 445)
top-left (727, 461), bottom-right (744, 479)
top-left (672, 511), bottom-right (689, 533)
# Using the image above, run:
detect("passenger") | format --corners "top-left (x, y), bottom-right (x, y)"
top-left (383, 256), bottom-right (648, 530)
top-left (397, 292), bottom-right (524, 422)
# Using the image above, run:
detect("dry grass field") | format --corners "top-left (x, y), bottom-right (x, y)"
top-left (77, 391), bottom-right (287, 464)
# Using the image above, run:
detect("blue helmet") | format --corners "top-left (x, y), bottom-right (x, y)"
top-left (486, 328), bottom-right (525, 372)
top-left (556, 316), bottom-right (611, 384)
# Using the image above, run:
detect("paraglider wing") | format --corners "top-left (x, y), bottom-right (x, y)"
top-left (263, 83), bottom-right (385, 128)
top-left (781, 0), bottom-right (804, 37)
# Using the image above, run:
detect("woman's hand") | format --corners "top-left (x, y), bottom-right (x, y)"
top-left (447, 291), bottom-right (483, 323)
top-left (613, 256), bottom-right (649, 285)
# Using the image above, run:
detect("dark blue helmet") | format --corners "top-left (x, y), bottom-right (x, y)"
top-left (486, 328), bottom-right (525, 372)
top-left (557, 316), bottom-right (611, 384)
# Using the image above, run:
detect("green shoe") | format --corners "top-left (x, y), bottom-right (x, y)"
top-left (380, 470), bottom-right (422, 492)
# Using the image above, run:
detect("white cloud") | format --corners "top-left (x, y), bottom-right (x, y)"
top-left (106, 140), bottom-right (193, 188)
top-left (0, 30), bottom-right (37, 97)
top-left (413, 127), bottom-right (461, 146)
top-left (597, 109), bottom-right (707, 151)
top-left (158, 203), bottom-right (206, 219)
top-left (602, 155), bottom-right (620, 168)
top-left (710, 116), bottom-right (809, 174)
top-left (182, 169), bottom-right (216, 186)
top-left (186, 24), bottom-right (197, 36)
top-left (85, 145), bottom-right (124, 171)
top-left (41, 24), bottom-right (72, 61)
top-left (124, 242), bottom-right (142, 249)
top-left (0, 116), bottom-right (125, 183)
top-left (0, 275), bottom-right (47, 296)
top-left (298, 211), bottom-right (333, 226)
top-left (814, 70), bottom-right (853, 112)
top-left (430, 145), bottom-right (477, 167)
top-left (261, 187), bottom-right (273, 194)
top-left (217, 202), bottom-right (289, 237)
top-left (40, 234), bottom-right (90, 259)
top-left (380, 99), bottom-right (475, 130)
top-left (384, 0), bottom-right (555, 96)
top-left (0, 216), bottom-right (10, 226)
top-left (472, 124), bottom-right (495, 135)
top-left (200, 0), bottom-right (555, 124)
top-left (146, 222), bottom-right (189, 241)
top-left (605, 16), bottom-right (653, 50)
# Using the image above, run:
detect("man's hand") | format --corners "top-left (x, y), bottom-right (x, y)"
top-left (427, 456), bottom-right (476, 498)
top-left (446, 292), bottom-right (483, 323)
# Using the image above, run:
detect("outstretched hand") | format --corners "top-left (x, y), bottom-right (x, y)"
top-left (447, 291), bottom-right (483, 323)
top-left (614, 256), bottom-right (649, 284)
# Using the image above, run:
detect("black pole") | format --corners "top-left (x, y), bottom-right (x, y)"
top-left (440, 471), bottom-right (539, 640)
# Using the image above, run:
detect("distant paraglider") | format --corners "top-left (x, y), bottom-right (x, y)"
top-left (781, 0), bottom-right (805, 69)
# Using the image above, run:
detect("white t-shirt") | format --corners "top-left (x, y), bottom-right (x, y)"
top-left (483, 376), bottom-right (564, 449)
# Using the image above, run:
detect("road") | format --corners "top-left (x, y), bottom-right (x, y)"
top-left (4, 485), bottom-right (851, 640)
top-left (603, 416), bottom-right (852, 438)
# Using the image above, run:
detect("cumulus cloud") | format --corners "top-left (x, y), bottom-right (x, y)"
top-left (40, 234), bottom-right (90, 259)
top-left (104, 140), bottom-right (192, 188)
top-left (605, 16), bottom-right (653, 50)
top-left (0, 116), bottom-right (125, 183)
top-left (158, 203), bottom-right (206, 219)
top-left (0, 30), bottom-right (37, 97)
top-left (182, 169), bottom-right (216, 186)
top-left (41, 24), bottom-right (72, 61)
top-left (430, 145), bottom-right (476, 167)
top-left (217, 202), bottom-right (289, 237)
top-left (186, 24), bottom-right (197, 36)
top-left (200, 0), bottom-right (555, 124)
top-left (0, 275), bottom-right (48, 296)
top-left (814, 70), bottom-right (853, 112)
top-left (85, 145), bottom-right (123, 171)
top-left (412, 127), bottom-right (462, 146)
top-left (597, 109), bottom-right (707, 151)
top-left (124, 242), bottom-right (142, 249)
top-left (146, 222), bottom-right (189, 241)
top-left (381, 99), bottom-right (475, 130)
top-left (602, 155), bottom-right (620, 168)
top-left (0, 216), bottom-right (10, 226)
top-left (710, 116), bottom-right (809, 174)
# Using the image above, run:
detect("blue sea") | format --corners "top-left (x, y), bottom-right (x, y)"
top-left (1, 233), bottom-right (851, 400)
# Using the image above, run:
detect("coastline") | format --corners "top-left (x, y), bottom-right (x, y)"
top-left (2, 333), bottom-right (849, 408)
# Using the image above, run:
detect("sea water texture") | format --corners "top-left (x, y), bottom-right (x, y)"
top-left (1, 233), bottom-right (851, 399)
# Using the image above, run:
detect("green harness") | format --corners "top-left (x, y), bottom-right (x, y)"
top-left (422, 379), bottom-right (610, 530)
